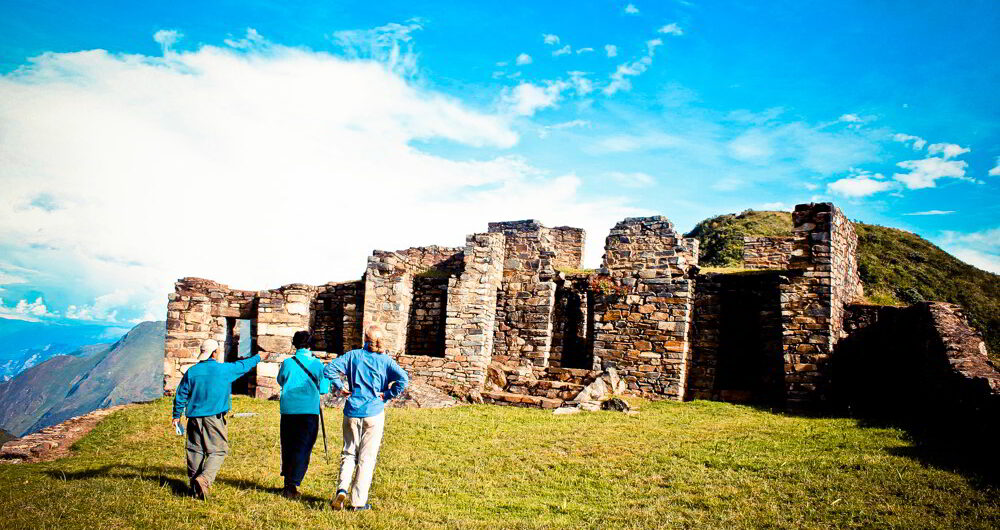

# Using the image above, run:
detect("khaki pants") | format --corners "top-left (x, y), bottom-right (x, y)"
top-left (186, 414), bottom-right (229, 488)
top-left (338, 411), bottom-right (385, 507)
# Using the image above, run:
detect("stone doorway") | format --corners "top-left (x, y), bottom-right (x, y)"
top-left (224, 317), bottom-right (256, 395)
top-left (406, 276), bottom-right (448, 357)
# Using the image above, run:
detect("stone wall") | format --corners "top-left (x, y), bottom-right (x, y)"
top-left (592, 216), bottom-right (698, 399)
top-left (405, 277), bottom-right (449, 357)
top-left (549, 274), bottom-right (593, 369)
top-left (311, 281), bottom-right (363, 357)
top-left (742, 236), bottom-right (796, 269)
top-left (837, 302), bottom-right (999, 429)
top-left (488, 220), bottom-right (558, 367)
top-left (550, 226), bottom-right (585, 270)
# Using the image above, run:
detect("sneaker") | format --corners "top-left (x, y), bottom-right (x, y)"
top-left (193, 476), bottom-right (210, 501)
top-left (331, 489), bottom-right (348, 510)
top-left (347, 504), bottom-right (372, 511)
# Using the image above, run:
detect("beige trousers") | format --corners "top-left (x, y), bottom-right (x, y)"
top-left (338, 411), bottom-right (385, 507)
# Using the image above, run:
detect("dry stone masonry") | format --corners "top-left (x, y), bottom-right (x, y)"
top-left (164, 202), bottom-right (998, 414)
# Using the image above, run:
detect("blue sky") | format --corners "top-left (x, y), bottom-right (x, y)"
top-left (0, 0), bottom-right (997, 332)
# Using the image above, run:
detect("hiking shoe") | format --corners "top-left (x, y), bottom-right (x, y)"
top-left (331, 489), bottom-right (348, 510)
top-left (281, 486), bottom-right (301, 499)
top-left (347, 504), bottom-right (372, 511)
top-left (193, 476), bottom-right (210, 501)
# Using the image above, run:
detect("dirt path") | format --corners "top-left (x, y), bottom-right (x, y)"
top-left (0, 405), bottom-right (134, 463)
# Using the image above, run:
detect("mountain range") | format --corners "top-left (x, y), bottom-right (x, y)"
top-left (0, 321), bottom-right (165, 437)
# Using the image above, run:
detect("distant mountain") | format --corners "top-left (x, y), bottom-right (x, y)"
top-left (686, 210), bottom-right (999, 363)
top-left (0, 321), bottom-right (165, 437)
top-left (0, 319), bottom-right (119, 381)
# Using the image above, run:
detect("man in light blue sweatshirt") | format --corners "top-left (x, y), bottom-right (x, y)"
top-left (172, 339), bottom-right (266, 499)
top-left (323, 324), bottom-right (409, 511)
top-left (276, 330), bottom-right (330, 499)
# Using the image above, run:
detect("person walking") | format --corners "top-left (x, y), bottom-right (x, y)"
top-left (276, 330), bottom-right (330, 499)
top-left (171, 339), bottom-right (266, 500)
top-left (324, 324), bottom-right (409, 511)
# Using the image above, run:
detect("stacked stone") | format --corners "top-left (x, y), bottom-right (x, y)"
top-left (394, 246), bottom-right (465, 273)
top-left (165, 278), bottom-right (255, 394)
top-left (687, 273), bottom-right (722, 400)
top-left (311, 281), bottom-right (364, 358)
top-left (779, 203), bottom-right (859, 409)
top-left (742, 236), bottom-right (796, 269)
top-left (549, 226), bottom-right (586, 270)
top-left (395, 232), bottom-right (505, 392)
top-left (488, 220), bottom-right (559, 368)
top-left (593, 216), bottom-right (698, 399)
top-left (253, 284), bottom-right (317, 398)
top-left (362, 251), bottom-right (418, 353)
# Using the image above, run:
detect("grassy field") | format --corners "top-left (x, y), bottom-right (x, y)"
top-left (1, 397), bottom-right (997, 529)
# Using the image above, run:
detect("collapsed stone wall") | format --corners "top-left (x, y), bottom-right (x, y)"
top-left (592, 216), bottom-right (698, 399)
top-left (742, 236), bottom-right (796, 269)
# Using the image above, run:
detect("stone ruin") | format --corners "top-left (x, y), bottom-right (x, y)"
top-left (164, 202), bottom-right (999, 418)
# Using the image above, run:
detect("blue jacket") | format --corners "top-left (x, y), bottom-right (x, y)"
top-left (172, 355), bottom-right (261, 419)
top-left (277, 349), bottom-right (331, 415)
top-left (323, 347), bottom-right (409, 418)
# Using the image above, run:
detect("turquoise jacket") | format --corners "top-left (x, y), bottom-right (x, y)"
top-left (323, 347), bottom-right (409, 418)
top-left (277, 348), bottom-right (331, 415)
top-left (172, 355), bottom-right (261, 419)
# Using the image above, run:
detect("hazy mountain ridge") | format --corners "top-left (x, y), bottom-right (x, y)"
top-left (685, 210), bottom-right (999, 362)
top-left (0, 321), bottom-right (165, 437)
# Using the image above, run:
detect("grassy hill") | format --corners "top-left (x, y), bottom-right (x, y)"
top-left (685, 210), bottom-right (999, 361)
top-left (0, 397), bottom-right (997, 528)
top-left (0, 428), bottom-right (13, 445)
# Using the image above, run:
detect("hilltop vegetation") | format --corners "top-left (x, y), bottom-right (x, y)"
top-left (686, 210), bottom-right (999, 361)
top-left (0, 397), bottom-right (997, 528)
top-left (0, 428), bottom-right (13, 445)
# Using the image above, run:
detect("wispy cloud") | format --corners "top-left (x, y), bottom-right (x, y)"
top-left (827, 170), bottom-right (896, 198)
top-left (543, 34), bottom-right (560, 45)
top-left (926, 142), bottom-right (970, 160)
top-left (893, 156), bottom-right (970, 189)
top-left (604, 38), bottom-right (662, 95)
top-left (903, 210), bottom-right (955, 216)
top-left (609, 171), bottom-right (655, 187)
top-left (893, 133), bottom-right (927, 150)
top-left (502, 81), bottom-right (568, 116)
top-left (936, 227), bottom-right (1000, 273)
top-left (989, 156), bottom-right (1000, 177)
top-left (658, 23), bottom-right (684, 36)
top-left (576, 47), bottom-right (594, 54)
top-left (625, 4), bottom-right (640, 15)
top-left (332, 19), bottom-right (424, 77)
top-left (515, 53), bottom-right (532, 65)
top-left (552, 45), bottom-right (571, 56)
top-left (605, 44), bottom-right (618, 57)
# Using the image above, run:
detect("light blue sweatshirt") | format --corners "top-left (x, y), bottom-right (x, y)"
top-left (277, 348), bottom-right (331, 415)
top-left (172, 355), bottom-right (261, 419)
top-left (323, 347), bottom-right (409, 418)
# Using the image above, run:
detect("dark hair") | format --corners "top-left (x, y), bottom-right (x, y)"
top-left (292, 331), bottom-right (311, 350)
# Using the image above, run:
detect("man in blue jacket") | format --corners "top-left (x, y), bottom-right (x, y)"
top-left (324, 324), bottom-right (409, 511)
top-left (276, 330), bottom-right (330, 499)
top-left (171, 338), bottom-right (266, 500)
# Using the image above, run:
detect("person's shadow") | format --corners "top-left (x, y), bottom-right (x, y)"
top-left (44, 464), bottom-right (329, 506)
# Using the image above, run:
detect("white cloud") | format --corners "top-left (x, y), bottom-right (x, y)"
top-left (893, 133), bottom-right (927, 150)
top-left (827, 171), bottom-right (895, 198)
top-left (605, 44), bottom-right (618, 57)
top-left (603, 38), bottom-right (662, 95)
top-left (936, 228), bottom-right (1000, 273)
top-left (893, 157), bottom-right (970, 189)
top-left (515, 53), bottom-right (532, 65)
top-left (0, 297), bottom-right (58, 322)
top-left (625, 4), bottom-right (640, 14)
top-left (838, 113), bottom-right (862, 123)
top-left (608, 171), bottom-right (655, 187)
top-left (903, 210), bottom-right (955, 216)
top-left (65, 290), bottom-right (132, 323)
top-left (552, 45), bottom-right (571, 56)
top-left (502, 81), bottom-right (569, 116)
top-left (758, 202), bottom-right (791, 211)
top-left (332, 19), bottom-right (424, 77)
top-left (0, 272), bottom-right (28, 286)
top-left (538, 119), bottom-right (590, 138)
top-left (990, 157), bottom-right (1000, 177)
top-left (926, 142), bottom-right (970, 160)
top-left (543, 34), bottom-right (560, 45)
top-left (576, 47), bottom-right (594, 54)
top-left (153, 29), bottom-right (182, 52)
top-left (658, 23), bottom-right (683, 36)
top-left (0, 28), bottom-right (646, 322)
top-left (567, 71), bottom-right (594, 95)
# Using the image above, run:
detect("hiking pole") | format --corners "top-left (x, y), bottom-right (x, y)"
top-left (318, 402), bottom-right (329, 464)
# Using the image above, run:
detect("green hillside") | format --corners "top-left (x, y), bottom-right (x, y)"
top-left (685, 210), bottom-right (999, 361)
top-left (0, 397), bottom-right (997, 528)
top-left (0, 428), bottom-right (13, 445)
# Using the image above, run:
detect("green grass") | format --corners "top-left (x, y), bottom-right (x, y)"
top-left (687, 210), bottom-right (999, 363)
top-left (2, 397), bottom-right (997, 529)
top-left (554, 267), bottom-right (597, 276)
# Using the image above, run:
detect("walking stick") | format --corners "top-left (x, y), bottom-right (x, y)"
top-left (318, 401), bottom-right (329, 464)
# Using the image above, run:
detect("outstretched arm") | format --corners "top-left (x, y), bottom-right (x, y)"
top-left (382, 358), bottom-right (409, 401)
top-left (227, 353), bottom-right (263, 382)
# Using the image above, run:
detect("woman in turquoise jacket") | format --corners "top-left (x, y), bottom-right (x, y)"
top-left (276, 331), bottom-right (330, 498)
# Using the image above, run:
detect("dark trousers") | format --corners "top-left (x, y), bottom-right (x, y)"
top-left (280, 414), bottom-right (319, 488)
